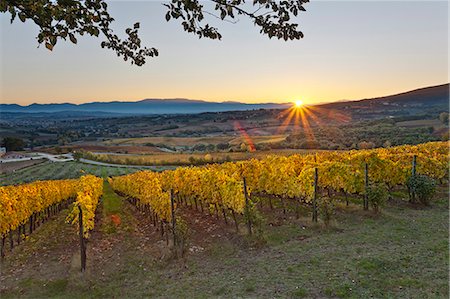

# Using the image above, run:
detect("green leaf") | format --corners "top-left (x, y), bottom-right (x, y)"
top-left (45, 43), bottom-right (53, 51)
top-left (18, 13), bottom-right (26, 22)
top-left (50, 36), bottom-right (57, 46)
top-left (69, 33), bottom-right (77, 44)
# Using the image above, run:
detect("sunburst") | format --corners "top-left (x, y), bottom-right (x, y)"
top-left (277, 100), bottom-right (351, 143)
top-left (294, 100), bottom-right (303, 108)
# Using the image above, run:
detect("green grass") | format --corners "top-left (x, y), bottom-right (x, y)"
top-left (0, 161), bottom-right (148, 186)
top-left (1, 187), bottom-right (448, 298)
top-left (99, 181), bottom-right (133, 234)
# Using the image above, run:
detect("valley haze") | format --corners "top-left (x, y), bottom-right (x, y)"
top-left (1, 83), bottom-right (448, 115)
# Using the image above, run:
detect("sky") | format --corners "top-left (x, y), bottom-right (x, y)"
top-left (0, 1), bottom-right (448, 105)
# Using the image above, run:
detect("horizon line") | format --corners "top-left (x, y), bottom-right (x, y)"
top-left (1, 82), bottom-right (448, 107)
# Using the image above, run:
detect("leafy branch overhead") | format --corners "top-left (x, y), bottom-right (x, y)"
top-left (1, 0), bottom-right (309, 66)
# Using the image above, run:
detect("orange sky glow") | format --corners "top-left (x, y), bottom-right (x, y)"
top-left (0, 1), bottom-right (447, 106)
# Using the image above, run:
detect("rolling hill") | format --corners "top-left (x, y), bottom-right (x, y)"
top-left (0, 83), bottom-right (448, 116)
top-left (0, 99), bottom-right (291, 115)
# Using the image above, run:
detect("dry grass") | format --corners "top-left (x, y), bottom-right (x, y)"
top-left (0, 159), bottom-right (46, 174)
top-left (104, 136), bottom-right (232, 146)
top-left (87, 149), bottom-right (314, 166)
top-left (103, 135), bottom-right (288, 147)
top-left (396, 119), bottom-right (443, 129)
top-left (228, 135), bottom-right (288, 145)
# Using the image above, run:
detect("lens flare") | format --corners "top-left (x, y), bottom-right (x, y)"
top-left (234, 121), bottom-right (256, 152)
top-left (278, 100), bottom-right (352, 142)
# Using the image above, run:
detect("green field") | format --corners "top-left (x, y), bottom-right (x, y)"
top-left (0, 161), bottom-right (151, 186)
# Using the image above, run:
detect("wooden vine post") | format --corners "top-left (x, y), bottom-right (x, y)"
top-left (312, 168), bottom-right (318, 223)
top-left (364, 163), bottom-right (369, 210)
top-left (78, 206), bottom-right (86, 272)
top-left (29, 215), bottom-right (33, 234)
top-left (411, 155), bottom-right (417, 202)
top-left (243, 177), bottom-right (252, 235)
top-left (231, 209), bottom-right (239, 232)
top-left (170, 189), bottom-right (176, 247)
top-left (222, 207), bottom-right (228, 224)
top-left (9, 231), bottom-right (13, 250)
top-left (1, 236), bottom-right (5, 259)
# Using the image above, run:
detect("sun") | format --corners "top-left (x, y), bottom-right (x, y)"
top-left (294, 100), bottom-right (304, 108)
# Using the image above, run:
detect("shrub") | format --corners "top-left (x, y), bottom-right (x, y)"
top-left (407, 174), bottom-right (436, 205)
top-left (73, 151), bottom-right (83, 161)
top-left (358, 141), bottom-right (375, 149)
top-left (367, 183), bottom-right (388, 213)
top-left (318, 197), bottom-right (335, 227)
top-left (216, 143), bottom-right (229, 151)
top-left (174, 217), bottom-right (189, 257)
top-left (243, 201), bottom-right (265, 237)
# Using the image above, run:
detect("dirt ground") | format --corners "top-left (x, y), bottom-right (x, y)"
top-left (0, 159), bottom-right (46, 175)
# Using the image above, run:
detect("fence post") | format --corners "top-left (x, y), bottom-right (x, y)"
top-left (222, 207), bottom-right (228, 224)
top-left (364, 163), bottom-right (369, 210)
top-left (411, 155), bottom-right (417, 202)
top-left (29, 215), bottom-right (33, 234)
top-left (170, 189), bottom-right (176, 247)
top-left (243, 177), bottom-right (252, 235)
top-left (1, 236), bottom-right (5, 259)
top-left (78, 206), bottom-right (86, 272)
top-left (9, 231), bottom-right (13, 250)
top-left (231, 210), bottom-right (239, 232)
top-left (312, 168), bottom-right (318, 223)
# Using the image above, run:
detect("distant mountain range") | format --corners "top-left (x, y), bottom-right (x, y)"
top-left (0, 99), bottom-right (291, 115)
top-left (1, 83), bottom-right (448, 115)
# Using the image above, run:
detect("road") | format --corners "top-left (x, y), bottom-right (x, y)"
top-left (0, 153), bottom-right (73, 163)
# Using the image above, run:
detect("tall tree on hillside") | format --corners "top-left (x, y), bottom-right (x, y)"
top-left (439, 112), bottom-right (449, 125)
top-left (0, 0), bottom-right (309, 66)
top-left (1, 137), bottom-right (26, 151)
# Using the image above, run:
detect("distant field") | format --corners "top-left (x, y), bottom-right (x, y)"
top-left (85, 148), bottom-right (319, 166)
top-left (396, 119), bottom-right (443, 128)
top-left (103, 135), bottom-right (288, 147)
top-left (228, 134), bottom-right (288, 145)
top-left (103, 136), bottom-right (230, 146)
top-left (42, 144), bottom-right (162, 155)
top-left (0, 161), bottom-right (151, 186)
top-left (0, 159), bottom-right (46, 174)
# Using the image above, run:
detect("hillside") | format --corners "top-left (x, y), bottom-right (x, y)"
top-left (360, 83), bottom-right (449, 104)
top-left (1, 84), bottom-right (447, 151)
top-left (0, 99), bottom-right (291, 115)
top-left (1, 83), bottom-right (448, 116)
